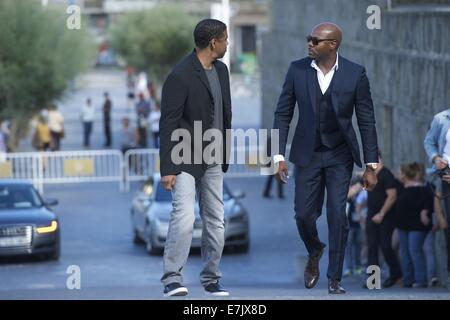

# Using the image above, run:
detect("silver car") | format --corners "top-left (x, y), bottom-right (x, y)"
top-left (131, 175), bottom-right (250, 255)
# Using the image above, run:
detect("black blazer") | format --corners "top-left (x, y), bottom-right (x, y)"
top-left (273, 55), bottom-right (378, 167)
top-left (159, 51), bottom-right (232, 179)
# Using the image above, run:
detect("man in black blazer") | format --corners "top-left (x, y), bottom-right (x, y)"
top-left (159, 19), bottom-right (231, 297)
top-left (273, 22), bottom-right (379, 294)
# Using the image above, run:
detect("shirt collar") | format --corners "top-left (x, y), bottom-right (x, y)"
top-left (311, 52), bottom-right (339, 73)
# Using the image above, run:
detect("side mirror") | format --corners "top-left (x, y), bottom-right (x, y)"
top-left (44, 198), bottom-right (59, 207)
top-left (232, 190), bottom-right (246, 199)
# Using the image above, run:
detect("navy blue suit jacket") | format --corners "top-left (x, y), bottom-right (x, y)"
top-left (273, 56), bottom-right (378, 168)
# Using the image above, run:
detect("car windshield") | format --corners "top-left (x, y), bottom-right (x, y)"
top-left (154, 182), bottom-right (232, 202)
top-left (0, 184), bottom-right (43, 210)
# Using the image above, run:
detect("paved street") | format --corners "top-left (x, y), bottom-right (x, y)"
top-left (1, 178), bottom-right (449, 299)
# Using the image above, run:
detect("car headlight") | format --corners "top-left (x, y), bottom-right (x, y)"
top-left (36, 221), bottom-right (58, 234)
top-left (231, 204), bottom-right (244, 216)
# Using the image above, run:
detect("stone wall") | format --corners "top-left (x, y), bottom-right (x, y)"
top-left (261, 0), bottom-right (450, 169)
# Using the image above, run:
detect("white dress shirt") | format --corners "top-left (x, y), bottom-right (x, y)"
top-left (311, 53), bottom-right (339, 94)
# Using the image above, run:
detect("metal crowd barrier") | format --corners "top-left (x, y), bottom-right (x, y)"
top-left (1, 145), bottom-right (291, 193)
top-left (0, 150), bottom-right (124, 193)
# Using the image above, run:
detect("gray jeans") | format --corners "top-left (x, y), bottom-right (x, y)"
top-left (161, 165), bottom-right (225, 287)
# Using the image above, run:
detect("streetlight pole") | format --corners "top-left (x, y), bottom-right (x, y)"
top-left (211, 0), bottom-right (231, 71)
top-left (222, 0), bottom-right (231, 71)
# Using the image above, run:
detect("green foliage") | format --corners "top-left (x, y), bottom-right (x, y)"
top-left (0, 0), bottom-right (94, 120)
top-left (110, 4), bottom-right (195, 81)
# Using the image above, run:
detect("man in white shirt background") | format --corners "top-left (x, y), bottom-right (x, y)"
top-left (80, 98), bottom-right (95, 148)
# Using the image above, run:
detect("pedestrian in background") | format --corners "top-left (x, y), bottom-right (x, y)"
top-left (48, 104), bottom-right (64, 151)
top-left (135, 93), bottom-right (150, 148)
top-left (262, 174), bottom-right (284, 199)
top-left (80, 98), bottom-right (95, 148)
top-left (103, 92), bottom-right (112, 147)
top-left (0, 123), bottom-right (7, 153)
top-left (33, 112), bottom-right (51, 151)
top-left (365, 152), bottom-right (402, 288)
top-left (430, 176), bottom-right (449, 286)
top-left (126, 67), bottom-right (136, 114)
top-left (120, 117), bottom-right (137, 154)
top-left (262, 137), bottom-right (284, 199)
top-left (149, 103), bottom-right (161, 148)
top-left (0, 118), bottom-right (9, 153)
top-left (424, 108), bottom-right (450, 280)
top-left (396, 162), bottom-right (433, 288)
top-left (343, 175), bottom-right (366, 277)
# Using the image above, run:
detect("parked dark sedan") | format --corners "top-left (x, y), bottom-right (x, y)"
top-left (0, 180), bottom-right (60, 260)
top-left (131, 175), bottom-right (250, 255)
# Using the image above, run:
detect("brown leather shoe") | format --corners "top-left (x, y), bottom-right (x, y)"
top-left (304, 247), bottom-right (324, 289)
top-left (328, 280), bottom-right (346, 294)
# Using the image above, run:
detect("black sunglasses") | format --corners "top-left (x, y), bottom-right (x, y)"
top-left (306, 35), bottom-right (336, 46)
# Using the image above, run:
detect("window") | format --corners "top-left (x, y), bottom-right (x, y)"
top-left (241, 26), bottom-right (257, 53)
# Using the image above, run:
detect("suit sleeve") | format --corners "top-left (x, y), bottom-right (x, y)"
top-left (272, 63), bottom-right (297, 157)
top-left (159, 73), bottom-right (187, 176)
top-left (423, 116), bottom-right (440, 164)
top-left (355, 67), bottom-right (379, 164)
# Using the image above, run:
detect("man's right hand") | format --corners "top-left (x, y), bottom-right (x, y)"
top-left (161, 175), bottom-right (177, 191)
top-left (434, 156), bottom-right (448, 170)
top-left (275, 161), bottom-right (289, 184)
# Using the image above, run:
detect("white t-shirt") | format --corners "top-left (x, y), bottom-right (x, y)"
top-left (81, 105), bottom-right (95, 122)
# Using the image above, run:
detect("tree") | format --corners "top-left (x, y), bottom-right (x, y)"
top-left (110, 4), bottom-right (195, 83)
top-left (0, 0), bottom-right (94, 150)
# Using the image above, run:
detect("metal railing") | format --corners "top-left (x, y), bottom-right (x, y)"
top-left (123, 148), bottom-right (159, 192)
top-left (0, 150), bottom-right (124, 193)
top-left (123, 145), bottom-right (291, 190)
top-left (1, 145), bottom-right (291, 193)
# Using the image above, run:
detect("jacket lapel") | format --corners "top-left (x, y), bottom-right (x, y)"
top-left (307, 65), bottom-right (317, 115)
top-left (214, 62), bottom-right (229, 106)
top-left (191, 51), bottom-right (213, 99)
top-left (331, 62), bottom-right (344, 115)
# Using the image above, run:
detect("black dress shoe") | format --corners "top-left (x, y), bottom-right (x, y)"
top-left (304, 246), bottom-right (325, 289)
top-left (328, 280), bottom-right (346, 294)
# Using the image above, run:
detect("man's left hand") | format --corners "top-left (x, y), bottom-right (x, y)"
top-left (362, 168), bottom-right (378, 191)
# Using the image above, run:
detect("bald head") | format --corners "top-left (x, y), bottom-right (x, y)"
top-left (312, 22), bottom-right (342, 49)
